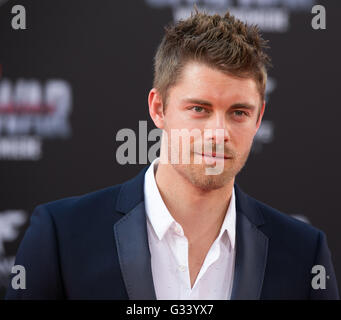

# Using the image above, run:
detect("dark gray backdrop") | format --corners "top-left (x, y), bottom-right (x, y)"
top-left (0, 0), bottom-right (340, 298)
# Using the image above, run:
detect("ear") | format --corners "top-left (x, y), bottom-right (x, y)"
top-left (255, 100), bottom-right (266, 132)
top-left (148, 88), bottom-right (165, 129)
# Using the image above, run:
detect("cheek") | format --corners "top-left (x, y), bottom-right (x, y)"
top-left (165, 118), bottom-right (205, 144)
top-left (165, 106), bottom-right (204, 129)
top-left (164, 113), bottom-right (188, 131)
top-left (230, 127), bottom-right (256, 148)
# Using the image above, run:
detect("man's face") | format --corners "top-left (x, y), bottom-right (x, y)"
top-left (151, 61), bottom-right (265, 191)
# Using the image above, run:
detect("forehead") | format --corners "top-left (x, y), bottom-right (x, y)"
top-left (169, 62), bottom-right (261, 106)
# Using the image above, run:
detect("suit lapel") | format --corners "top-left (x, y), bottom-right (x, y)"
top-left (230, 184), bottom-right (269, 300)
top-left (114, 166), bottom-right (156, 300)
top-left (114, 201), bottom-right (156, 300)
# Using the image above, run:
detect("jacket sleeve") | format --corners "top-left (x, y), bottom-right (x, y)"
top-left (5, 204), bottom-right (64, 299)
top-left (309, 231), bottom-right (340, 300)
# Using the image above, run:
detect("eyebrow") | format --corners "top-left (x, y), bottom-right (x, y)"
top-left (182, 98), bottom-right (213, 107)
top-left (230, 103), bottom-right (257, 111)
top-left (181, 98), bottom-right (257, 111)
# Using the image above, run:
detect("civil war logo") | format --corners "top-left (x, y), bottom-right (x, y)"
top-left (0, 78), bottom-right (73, 160)
top-left (145, 0), bottom-right (318, 32)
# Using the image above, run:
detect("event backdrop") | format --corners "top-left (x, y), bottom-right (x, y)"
top-left (0, 0), bottom-right (340, 298)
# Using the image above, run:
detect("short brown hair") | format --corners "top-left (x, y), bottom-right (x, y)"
top-left (153, 8), bottom-right (271, 109)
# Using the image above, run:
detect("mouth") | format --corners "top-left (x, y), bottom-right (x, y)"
top-left (193, 152), bottom-right (231, 160)
top-left (201, 152), bottom-right (230, 159)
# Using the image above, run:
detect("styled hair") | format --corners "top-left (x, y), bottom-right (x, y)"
top-left (153, 8), bottom-right (272, 110)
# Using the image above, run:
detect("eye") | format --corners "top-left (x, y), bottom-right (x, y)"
top-left (191, 106), bottom-right (207, 113)
top-left (233, 110), bottom-right (248, 117)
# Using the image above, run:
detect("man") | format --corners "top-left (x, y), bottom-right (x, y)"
top-left (6, 9), bottom-right (339, 300)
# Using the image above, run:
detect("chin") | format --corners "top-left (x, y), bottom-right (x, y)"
top-left (175, 163), bottom-right (234, 191)
top-left (192, 179), bottom-right (227, 192)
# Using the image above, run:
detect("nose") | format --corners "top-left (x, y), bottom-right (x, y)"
top-left (204, 112), bottom-right (230, 144)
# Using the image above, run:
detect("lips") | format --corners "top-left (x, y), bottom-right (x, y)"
top-left (201, 153), bottom-right (230, 159)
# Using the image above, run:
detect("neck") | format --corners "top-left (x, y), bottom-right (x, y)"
top-left (154, 161), bottom-right (234, 242)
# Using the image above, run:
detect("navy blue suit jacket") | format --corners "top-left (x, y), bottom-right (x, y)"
top-left (5, 166), bottom-right (340, 299)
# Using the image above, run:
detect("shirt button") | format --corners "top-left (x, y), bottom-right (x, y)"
top-left (174, 224), bottom-right (183, 236)
top-left (179, 265), bottom-right (187, 272)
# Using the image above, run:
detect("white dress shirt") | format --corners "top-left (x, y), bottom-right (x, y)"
top-left (144, 157), bottom-right (236, 300)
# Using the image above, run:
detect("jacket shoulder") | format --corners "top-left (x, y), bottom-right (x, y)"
top-left (247, 194), bottom-right (322, 240)
top-left (35, 184), bottom-right (123, 223)
top-left (243, 193), bottom-right (339, 300)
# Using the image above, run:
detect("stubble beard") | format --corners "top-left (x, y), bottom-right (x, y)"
top-left (170, 146), bottom-right (252, 192)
